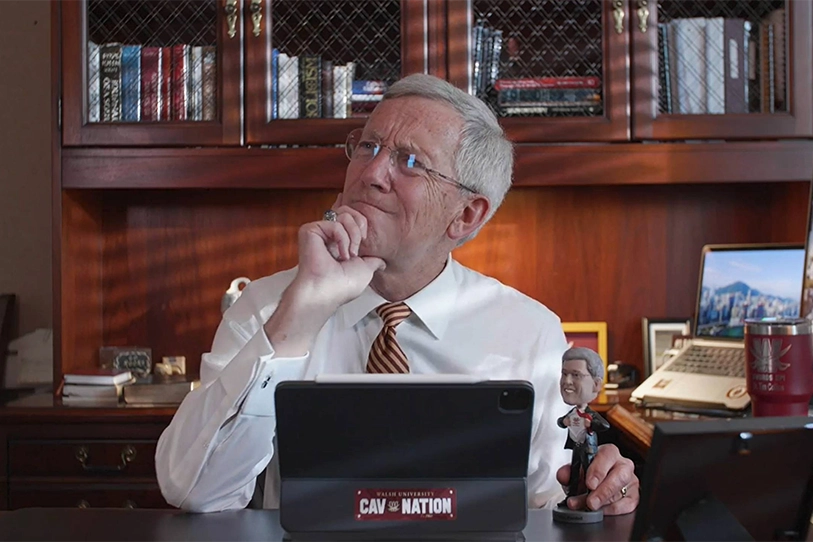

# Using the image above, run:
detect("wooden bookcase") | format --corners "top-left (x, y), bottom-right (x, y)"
top-left (54, 0), bottom-right (813, 384)
top-left (2, 0), bottom-right (810, 510)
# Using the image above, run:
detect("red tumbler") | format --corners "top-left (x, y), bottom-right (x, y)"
top-left (744, 318), bottom-right (813, 417)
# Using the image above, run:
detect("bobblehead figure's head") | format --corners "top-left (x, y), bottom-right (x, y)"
top-left (560, 347), bottom-right (604, 407)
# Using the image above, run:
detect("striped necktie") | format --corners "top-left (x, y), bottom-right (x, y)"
top-left (366, 302), bottom-right (412, 374)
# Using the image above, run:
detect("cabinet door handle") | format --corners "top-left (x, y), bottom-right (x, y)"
top-left (77, 499), bottom-right (90, 508)
top-left (612, 0), bottom-right (625, 34)
top-left (74, 444), bottom-right (137, 473)
top-left (250, 0), bottom-right (263, 37)
top-left (123, 500), bottom-right (137, 509)
top-left (225, 0), bottom-right (239, 39)
top-left (637, 0), bottom-right (649, 33)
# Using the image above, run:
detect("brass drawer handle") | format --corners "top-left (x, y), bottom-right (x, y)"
top-left (123, 499), bottom-right (137, 509)
top-left (74, 444), bottom-right (137, 473)
top-left (77, 499), bottom-right (90, 508)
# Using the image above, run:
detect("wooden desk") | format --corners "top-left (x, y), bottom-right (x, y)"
top-left (0, 507), bottom-right (636, 541)
top-left (0, 389), bottom-right (706, 511)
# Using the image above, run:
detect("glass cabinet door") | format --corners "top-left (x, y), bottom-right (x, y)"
top-left (632, 0), bottom-right (813, 139)
top-left (245, 0), bottom-right (426, 145)
top-left (446, 0), bottom-right (631, 142)
top-left (62, 0), bottom-right (241, 146)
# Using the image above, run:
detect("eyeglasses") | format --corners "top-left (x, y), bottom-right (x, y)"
top-left (345, 128), bottom-right (476, 194)
top-left (561, 371), bottom-right (594, 380)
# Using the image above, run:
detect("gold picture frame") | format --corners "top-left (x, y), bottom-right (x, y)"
top-left (561, 321), bottom-right (608, 382)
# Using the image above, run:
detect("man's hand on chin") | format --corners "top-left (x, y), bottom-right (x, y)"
top-left (555, 444), bottom-right (639, 516)
top-left (264, 195), bottom-right (385, 357)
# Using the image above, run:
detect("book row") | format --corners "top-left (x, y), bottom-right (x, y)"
top-left (271, 50), bottom-right (389, 120)
top-left (88, 42), bottom-right (216, 123)
top-left (658, 9), bottom-right (786, 115)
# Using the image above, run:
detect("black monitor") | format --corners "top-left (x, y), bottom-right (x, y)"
top-left (631, 416), bottom-right (813, 541)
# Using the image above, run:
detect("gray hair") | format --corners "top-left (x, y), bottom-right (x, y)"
top-left (383, 73), bottom-right (514, 244)
top-left (562, 347), bottom-right (605, 381)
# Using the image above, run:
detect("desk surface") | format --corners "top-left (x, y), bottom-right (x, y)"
top-left (0, 508), bottom-right (635, 541)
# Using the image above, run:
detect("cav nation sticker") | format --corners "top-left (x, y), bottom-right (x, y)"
top-left (355, 488), bottom-right (456, 521)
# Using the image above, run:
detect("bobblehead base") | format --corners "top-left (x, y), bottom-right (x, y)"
top-left (552, 506), bottom-right (603, 524)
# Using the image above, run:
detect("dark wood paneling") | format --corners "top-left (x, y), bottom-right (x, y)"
top-left (60, 191), bottom-right (104, 386)
top-left (99, 190), bottom-right (337, 378)
top-left (65, 183), bottom-right (808, 380)
top-left (454, 183), bottom-right (808, 370)
top-left (61, 141), bottom-right (813, 189)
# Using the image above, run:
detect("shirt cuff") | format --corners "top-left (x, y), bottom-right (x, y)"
top-left (217, 326), bottom-right (308, 417)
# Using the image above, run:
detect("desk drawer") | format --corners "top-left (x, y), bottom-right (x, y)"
top-left (9, 440), bottom-right (157, 477)
top-left (8, 483), bottom-right (170, 509)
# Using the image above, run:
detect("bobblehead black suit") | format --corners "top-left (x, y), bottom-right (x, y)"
top-left (557, 406), bottom-right (610, 498)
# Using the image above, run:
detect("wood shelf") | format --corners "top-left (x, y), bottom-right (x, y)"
top-left (62, 140), bottom-right (813, 189)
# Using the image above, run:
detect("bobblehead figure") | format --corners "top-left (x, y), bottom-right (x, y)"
top-left (552, 346), bottom-right (609, 524)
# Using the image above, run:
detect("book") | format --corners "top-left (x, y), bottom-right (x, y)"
top-left (271, 48), bottom-right (279, 120)
top-left (160, 46), bottom-right (173, 120)
top-left (723, 19), bottom-right (747, 114)
top-left (63, 382), bottom-right (127, 398)
top-left (123, 375), bottom-right (199, 405)
top-left (121, 44), bottom-right (142, 121)
top-left (202, 46), bottom-right (217, 121)
top-left (63, 369), bottom-right (133, 386)
top-left (88, 41), bottom-right (100, 122)
top-left (494, 77), bottom-right (601, 91)
top-left (320, 59), bottom-right (333, 118)
top-left (704, 18), bottom-right (725, 115)
top-left (100, 43), bottom-right (123, 122)
top-left (278, 52), bottom-right (299, 119)
top-left (188, 46), bottom-right (203, 121)
top-left (657, 23), bottom-right (672, 114)
top-left (299, 55), bottom-right (322, 119)
top-left (171, 44), bottom-right (189, 120)
top-left (140, 46), bottom-right (162, 121)
top-left (62, 395), bottom-right (122, 407)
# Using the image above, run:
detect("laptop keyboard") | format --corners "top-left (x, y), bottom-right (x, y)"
top-left (668, 345), bottom-right (745, 378)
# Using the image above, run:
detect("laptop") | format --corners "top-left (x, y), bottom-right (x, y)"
top-left (631, 416), bottom-right (813, 541)
top-left (632, 243), bottom-right (805, 412)
top-left (274, 374), bottom-right (534, 541)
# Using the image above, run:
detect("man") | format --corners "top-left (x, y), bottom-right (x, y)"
top-left (155, 73), bottom-right (639, 515)
top-left (557, 347), bottom-right (611, 510)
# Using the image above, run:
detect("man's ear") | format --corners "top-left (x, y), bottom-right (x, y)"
top-left (447, 194), bottom-right (491, 242)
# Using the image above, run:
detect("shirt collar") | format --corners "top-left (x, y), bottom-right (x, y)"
top-left (338, 254), bottom-right (458, 340)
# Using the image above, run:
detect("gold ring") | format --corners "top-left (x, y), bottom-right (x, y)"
top-left (323, 210), bottom-right (337, 222)
top-left (620, 485), bottom-right (628, 498)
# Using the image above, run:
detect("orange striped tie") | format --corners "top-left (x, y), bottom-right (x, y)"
top-left (366, 302), bottom-right (412, 374)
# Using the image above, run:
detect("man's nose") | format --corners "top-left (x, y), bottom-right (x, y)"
top-left (359, 149), bottom-right (395, 192)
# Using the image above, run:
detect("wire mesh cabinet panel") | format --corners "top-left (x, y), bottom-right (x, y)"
top-left (446, 0), bottom-right (632, 143)
top-left (632, 0), bottom-right (813, 139)
top-left (245, 0), bottom-right (426, 145)
top-left (62, 0), bottom-right (242, 146)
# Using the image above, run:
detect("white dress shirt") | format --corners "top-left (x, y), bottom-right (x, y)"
top-left (155, 256), bottom-right (571, 513)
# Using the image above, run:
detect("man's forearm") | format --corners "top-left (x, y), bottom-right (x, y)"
top-left (264, 280), bottom-right (337, 357)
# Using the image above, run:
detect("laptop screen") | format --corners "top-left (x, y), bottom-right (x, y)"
top-left (694, 245), bottom-right (805, 339)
